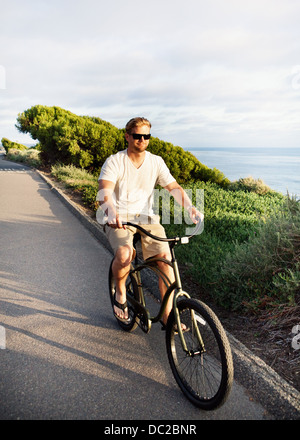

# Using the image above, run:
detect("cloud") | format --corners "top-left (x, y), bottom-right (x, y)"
top-left (1, 0), bottom-right (300, 149)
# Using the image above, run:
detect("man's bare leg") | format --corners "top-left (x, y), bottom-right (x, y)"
top-left (156, 253), bottom-right (187, 331)
top-left (112, 249), bottom-right (182, 326)
top-left (112, 245), bottom-right (133, 320)
top-left (156, 253), bottom-right (175, 326)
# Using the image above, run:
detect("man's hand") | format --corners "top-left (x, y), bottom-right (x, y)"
top-left (98, 179), bottom-right (126, 229)
top-left (107, 213), bottom-right (126, 229)
top-left (188, 205), bottom-right (204, 224)
top-left (164, 182), bottom-right (204, 225)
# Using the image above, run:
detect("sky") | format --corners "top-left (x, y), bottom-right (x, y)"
top-left (0, 0), bottom-right (300, 151)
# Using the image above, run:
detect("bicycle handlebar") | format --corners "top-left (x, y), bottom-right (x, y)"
top-left (122, 218), bottom-right (202, 244)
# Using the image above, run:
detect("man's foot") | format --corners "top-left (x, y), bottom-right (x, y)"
top-left (113, 294), bottom-right (130, 323)
top-left (160, 320), bottom-right (189, 332)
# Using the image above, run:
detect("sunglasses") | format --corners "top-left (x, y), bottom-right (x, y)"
top-left (131, 133), bottom-right (151, 140)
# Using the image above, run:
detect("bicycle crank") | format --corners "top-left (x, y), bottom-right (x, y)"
top-left (127, 296), bottom-right (151, 334)
top-left (137, 311), bottom-right (151, 334)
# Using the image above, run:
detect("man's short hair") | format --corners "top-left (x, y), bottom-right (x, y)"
top-left (125, 117), bottom-right (151, 134)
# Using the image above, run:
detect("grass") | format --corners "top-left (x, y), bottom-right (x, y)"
top-left (51, 163), bottom-right (97, 185)
top-left (50, 163), bottom-right (99, 210)
top-left (5, 148), bottom-right (42, 168)
top-left (216, 201), bottom-right (300, 311)
top-left (162, 182), bottom-right (299, 313)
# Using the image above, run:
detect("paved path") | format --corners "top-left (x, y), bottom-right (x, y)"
top-left (0, 156), bottom-right (274, 420)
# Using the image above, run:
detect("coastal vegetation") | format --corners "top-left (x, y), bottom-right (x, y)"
top-left (1, 137), bottom-right (28, 153)
top-left (2, 105), bottom-right (299, 318)
top-left (3, 144), bottom-right (42, 168)
top-left (15, 105), bottom-right (230, 187)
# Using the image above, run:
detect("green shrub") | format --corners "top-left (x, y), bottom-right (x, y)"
top-left (163, 180), bottom-right (287, 311)
top-left (216, 200), bottom-right (300, 311)
top-left (16, 105), bottom-right (229, 187)
top-left (229, 176), bottom-right (273, 195)
top-left (5, 148), bottom-right (42, 167)
top-left (16, 105), bottom-right (125, 171)
top-left (50, 163), bottom-right (98, 209)
top-left (51, 163), bottom-right (97, 187)
top-left (1, 137), bottom-right (28, 153)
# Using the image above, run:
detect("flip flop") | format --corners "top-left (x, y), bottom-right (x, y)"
top-left (113, 297), bottom-right (131, 323)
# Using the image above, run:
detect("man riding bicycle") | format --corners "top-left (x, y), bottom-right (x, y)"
top-left (98, 117), bottom-right (203, 325)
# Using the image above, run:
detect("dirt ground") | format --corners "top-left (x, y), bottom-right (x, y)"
top-left (42, 171), bottom-right (300, 393)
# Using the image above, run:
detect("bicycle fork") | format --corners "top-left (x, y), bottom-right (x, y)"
top-left (172, 259), bottom-right (206, 356)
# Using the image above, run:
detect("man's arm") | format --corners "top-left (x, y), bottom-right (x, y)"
top-left (98, 179), bottom-right (125, 229)
top-left (164, 181), bottom-right (204, 224)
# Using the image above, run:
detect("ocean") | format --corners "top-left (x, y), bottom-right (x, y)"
top-left (189, 147), bottom-right (300, 197)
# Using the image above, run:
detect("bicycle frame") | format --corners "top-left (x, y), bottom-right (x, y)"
top-left (127, 236), bottom-right (203, 354)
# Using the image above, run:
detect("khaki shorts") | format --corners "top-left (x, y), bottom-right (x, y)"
top-left (105, 223), bottom-right (170, 260)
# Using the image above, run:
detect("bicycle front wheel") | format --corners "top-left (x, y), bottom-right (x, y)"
top-left (166, 298), bottom-right (233, 410)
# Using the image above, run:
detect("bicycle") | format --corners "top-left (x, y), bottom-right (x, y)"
top-left (108, 220), bottom-right (234, 410)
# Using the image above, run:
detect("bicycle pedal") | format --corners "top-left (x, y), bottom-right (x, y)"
top-left (160, 321), bottom-right (166, 331)
top-left (138, 314), bottom-right (151, 334)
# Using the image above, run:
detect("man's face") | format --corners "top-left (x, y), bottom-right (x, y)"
top-left (126, 124), bottom-right (151, 153)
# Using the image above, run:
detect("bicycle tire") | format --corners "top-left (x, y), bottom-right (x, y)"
top-left (108, 260), bottom-right (140, 332)
top-left (166, 298), bottom-right (233, 410)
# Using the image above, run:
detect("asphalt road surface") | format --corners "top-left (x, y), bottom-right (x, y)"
top-left (0, 155), bottom-right (273, 420)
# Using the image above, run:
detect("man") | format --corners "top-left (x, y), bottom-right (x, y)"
top-left (98, 117), bottom-right (203, 325)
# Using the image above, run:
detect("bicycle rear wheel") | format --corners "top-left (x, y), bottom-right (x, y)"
top-left (108, 260), bottom-right (140, 332)
top-left (166, 298), bottom-right (233, 410)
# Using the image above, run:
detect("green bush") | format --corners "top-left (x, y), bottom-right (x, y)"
top-left (50, 163), bottom-right (99, 210)
top-left (5, 148), bottom-right (42, 167)
top-left (1, 137), bottom-right (28, 153)
top-left (163, 181), bottom-right (287, 311)
top-left (16, 105), bottom-right (229, 186)
top-left (229, 176), bottom-right (273, 195)
top-left (51, 163), bottom-right (98, 187)
top-left (216, 199), bottom-right (300, 311)
top-left (164, 180), bottom-right (284, 242)
top-left (16, 105), bottom-right (125, 171)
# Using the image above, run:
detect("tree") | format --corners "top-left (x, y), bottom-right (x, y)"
top-left (1, 137), bottom-right (27, 153)
top-left (16, 104), bottom-right (229, 186)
